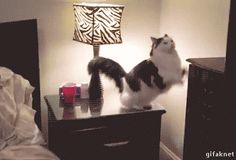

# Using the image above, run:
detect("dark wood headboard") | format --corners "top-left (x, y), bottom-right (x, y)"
top-left (0, 19), bottom-right (41, 128)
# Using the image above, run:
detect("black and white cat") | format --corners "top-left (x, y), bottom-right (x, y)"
top-left (88, 34), bottom-right (185, 110)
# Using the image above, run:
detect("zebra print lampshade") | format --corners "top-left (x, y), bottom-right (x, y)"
top-left (73, 3), bottom-right (124, 45)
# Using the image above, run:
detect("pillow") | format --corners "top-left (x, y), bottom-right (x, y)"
top-left (0, 113), bottom-right (17, 150)
top-left (0, 67), bottom-right (16, 126)
top-left (13, 73), bottom-right (45, 145)
top-left (15, 103), bottom-right (45, 145)
top-left (13, 74), bottom-right (34, 107)
top-left (0, 67), bottom-right (14, 87)
top-left (0, 67), bottom-right (45, 148)
top-left (0, 145), bottom-right (60, 160)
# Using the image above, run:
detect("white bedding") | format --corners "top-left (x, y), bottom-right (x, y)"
top-left (0, 67), bottom-right (60, 159)
top-left (0, 145), bottom-right (59, 160)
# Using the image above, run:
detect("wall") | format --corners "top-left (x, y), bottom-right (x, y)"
top-left (156, 0), bottom-right (230, 158)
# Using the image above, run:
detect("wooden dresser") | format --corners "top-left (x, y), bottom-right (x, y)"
top-left (183, 57), bottom-right (233, 160)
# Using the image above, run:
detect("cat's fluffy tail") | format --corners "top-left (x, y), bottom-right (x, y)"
top-left (88, 57), bottom-right (126, 96)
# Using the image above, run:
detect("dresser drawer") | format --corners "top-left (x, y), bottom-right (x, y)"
top-left (188, 65), bottom-right (223, 93)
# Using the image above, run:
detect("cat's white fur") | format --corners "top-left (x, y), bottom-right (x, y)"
top-left (120, 78), bottom-right (161, 109)
top-left (120, 36), bottom-right (183, 109)
top-left (151, 36), bottom-right (183, 85)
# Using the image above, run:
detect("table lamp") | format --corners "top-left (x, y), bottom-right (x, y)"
top-left (73, 3), bottom-right (124, 57)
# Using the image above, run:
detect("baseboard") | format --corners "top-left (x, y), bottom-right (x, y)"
top-left (160, 142), bottom-right (182, 160)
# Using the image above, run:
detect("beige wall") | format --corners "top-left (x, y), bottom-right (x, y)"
top-left (0, 0), bottom-right (230, 159)
top-left (156, 0), bottom-right (230, 158)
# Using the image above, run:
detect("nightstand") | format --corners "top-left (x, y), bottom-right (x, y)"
top-left (44, 95), bottom-right (166, 160)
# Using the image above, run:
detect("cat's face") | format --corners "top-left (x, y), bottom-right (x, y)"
top-left (150, 34), bottom-right (175, 56)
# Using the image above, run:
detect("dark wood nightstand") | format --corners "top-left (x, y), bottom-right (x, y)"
top-left (43, 95), bottom-right (166, 160)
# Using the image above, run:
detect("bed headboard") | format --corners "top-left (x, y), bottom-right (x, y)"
top-left (0, 19), bottom-right (41, 128)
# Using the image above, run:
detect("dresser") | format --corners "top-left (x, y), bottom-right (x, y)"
top-left (183, 57), bottom-right (228, 160)
top-left (44, 95), bottom-right (166, 160)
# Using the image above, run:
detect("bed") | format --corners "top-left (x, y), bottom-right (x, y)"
top-left (0, 19), bottom-right (60, 159)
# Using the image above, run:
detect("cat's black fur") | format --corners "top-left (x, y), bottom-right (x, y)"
top-left (126, 60), bottom-right (166, 92)
top-left (150, 37), bottom-right (164, 56)
top-left (88, 57), bottom-right (166, 93)
top-left (88, 57), bottom-right (126, 92)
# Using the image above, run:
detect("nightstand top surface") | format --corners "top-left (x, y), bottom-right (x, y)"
top-left (187, 57), bottom-right (225, 74)
top-left (44, 95), bottom-right (166, 121)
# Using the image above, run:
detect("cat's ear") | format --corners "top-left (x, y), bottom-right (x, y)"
top-left (164, 34), bottom-right (168, 37)
top-left (151, 37), bottom-right (163, 49)
top-left (151, 37), bottom-right (157, 43)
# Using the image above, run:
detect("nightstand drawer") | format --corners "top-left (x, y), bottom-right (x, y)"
top-left (69, 125), bottom-right (108, 142)
top-left (66, 116), bottom-right (157, 144)
top-left (65, 127), bottom-right (156, 160)
top-left (54, 115), bottom-right (159, 160)
top-left (68, 129), bottom-right (133, 151)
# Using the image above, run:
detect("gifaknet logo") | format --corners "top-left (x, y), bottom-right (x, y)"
top-left (206, 151), bottom-right (235, 159)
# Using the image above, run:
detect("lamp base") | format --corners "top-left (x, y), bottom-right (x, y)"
top-left (93, 45), bottom-right (100, 57)
top-left (88, 70), bottom-right (103, 100)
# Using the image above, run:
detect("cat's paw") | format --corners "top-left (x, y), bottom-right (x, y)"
top-left (133, 105), bottom-right (145, 111)
top-left (182, 68), bottom-right (188, 77)
top-left (143, 105), bottom-right (152, 110)
top-left (120, 106), bottom-right (143, 113)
